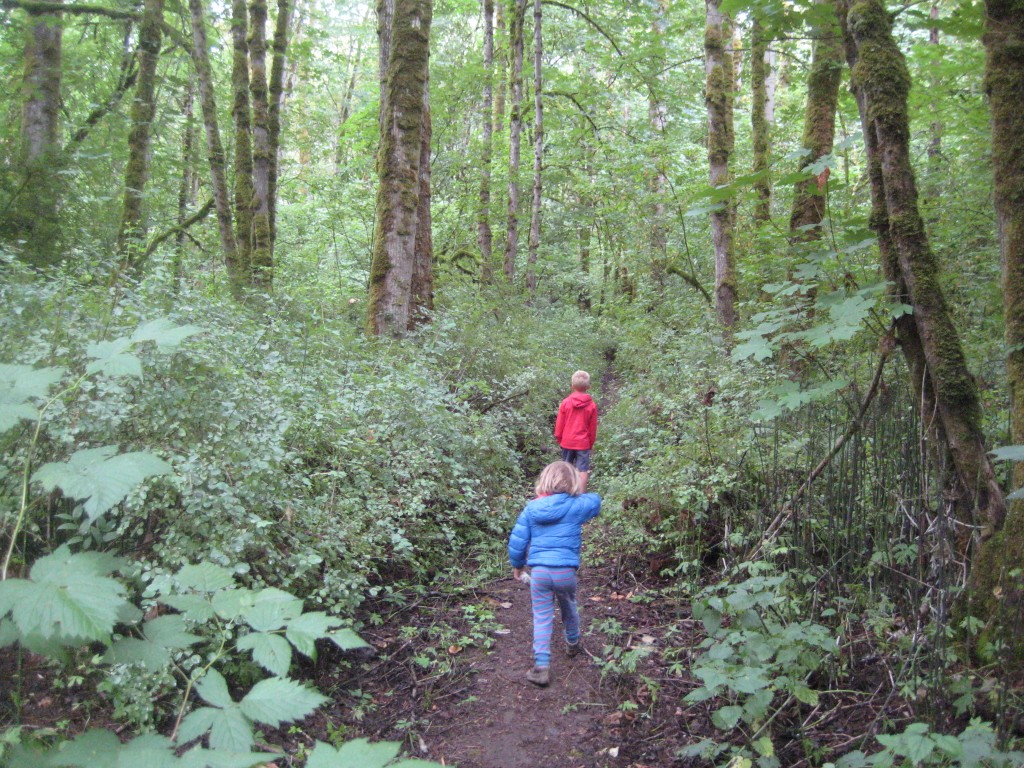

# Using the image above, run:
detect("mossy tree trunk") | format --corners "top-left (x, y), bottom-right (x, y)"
top-left (409, 67), bottom-right (434, 328)
top-left (789, 0), bottom-right (842, 239)
top-left (525, 0), bottom-right (542, 295)
top-left (366, 0), bottom-right (432, 336)
top-left (750, 16), bottom-right (771, 223)
top-left (971, 0), bottom-right (1024, 659)
top-left (478, 0), bottom-right (496, 283)
top-left (268, 0), bottom-right (291, 248)
top-left (494, 0), bottom-right (507, 134)
top-left (840, 0), bottom-right (1005, 538)
top-left (116, 0), bottom-right (164, 272)
top-left (705, 0), bottom-right (737, 329)
top-left (503, 0), bottom-right (527, 283)
top-left (13, 0), bottom-right (64, 267)
top-left (231, 0), bottom-right (255, 279)
top-left (188, 0), bottom-right (241, 289)
top-left (174, 83), bottom-right (197, 288)
top-left (249, 0), bottom-right (273, 290)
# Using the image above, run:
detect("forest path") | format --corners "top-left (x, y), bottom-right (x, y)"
top-left (419, 570), bottom-right (620, 767)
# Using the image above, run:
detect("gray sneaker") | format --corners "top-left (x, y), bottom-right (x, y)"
top-left (526, 666), bottom-right (550, 686)
top-left (566, 640), bottom-right (582, 658)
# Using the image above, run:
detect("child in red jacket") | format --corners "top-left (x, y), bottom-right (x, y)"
top-left (554, 370), bottom-right (598, 492)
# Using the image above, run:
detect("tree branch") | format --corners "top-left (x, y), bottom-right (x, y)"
top-left (667, 264), bottom-right (712, 304)
top-left (139, 198), bottom-right (215, 265)
top-left (539, 0), bottom-right (624, 57)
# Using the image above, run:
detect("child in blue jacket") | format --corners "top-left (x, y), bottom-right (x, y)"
top-left (508, 461), bottom-right (601, 686)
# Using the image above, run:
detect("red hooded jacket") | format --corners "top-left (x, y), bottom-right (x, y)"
top-left (554, 391), bottom-right (598, 450)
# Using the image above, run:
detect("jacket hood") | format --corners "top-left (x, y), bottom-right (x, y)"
top-left (566, 391), bottom-right (593, 409)
top-left (527, 493), bottom-right (574, 524)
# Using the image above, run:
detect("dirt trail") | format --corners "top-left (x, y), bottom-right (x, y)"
top-left (421, 570), bottom-right (618, 768)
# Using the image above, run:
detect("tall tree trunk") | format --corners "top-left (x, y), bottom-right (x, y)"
top-left (116, 0), bottom-right (165, 271)
top-left (750, 16), bottom-right (771, 223)
top-left (503, 0), bottom-right (526, 283)
top-left (268, 0), bottom-right (292, 247)
top-left (478, 0), bottom-right (496, 283)
top-left (249, 0), bottom-right (273, 289)
top-left (972, 0), bottom-right (1024, 655)
top-left (14, 0), bottom-right (64, 267)
top-left (705, 0), bottom-right (737, 329)
top-left (649, 0), bottom-right (668, 284)
top-left (494, 0), bottom-right (507, 133)
top-left (525, 0), bottom-right (542, 294)
top-left (840, 0), bottom-right (1005, 534)
top-left (231, 0), bottom-right (255, 278)
top-left (789, 0), bottom-right (842, 239)
top-left (765, 47), bottom-right (778, 124)
top-left (409, 68), bottom-right (434, 328)
top-left (367, 0), bottom-right (432, 335)
top-left (188, 0), bottom-right (240, 288)
top-left (174, 82), bottom-right (197, 288)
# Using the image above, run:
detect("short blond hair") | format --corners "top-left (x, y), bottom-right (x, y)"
top-left (535, 461), bottom-right (582, 496)
top-left (571, 370), bottom-right (590, 390)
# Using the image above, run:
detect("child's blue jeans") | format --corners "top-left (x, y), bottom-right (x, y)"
top-left (529, 565), bottom-right (579, 668)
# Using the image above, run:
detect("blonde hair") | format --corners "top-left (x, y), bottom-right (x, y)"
top-left (571, 370), bottom-right (591, 390)
top-left (535, 461), bottom-right (582, 496)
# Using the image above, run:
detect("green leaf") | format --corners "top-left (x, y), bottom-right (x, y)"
top-left (238, 631), bottom-right (293, 676)
top-left (326, 628), bottom-right (371, 652)
top-left (131, 318), bottom-right (203, 350)
top-left (241, 589), bottom-right (303, 631)
top-left (179, 745), bottom-right (281, 768)
top-left (144, 614), bottom-right (203, 649)
top-left (175, 563), bottom-right (237, 593)
top-left (793, 684), bottom-right (819, 705)
top-left (85, 337), bottom-right (142, 378)
top-left (160, 594), bottom-right (216, 622)
top-left (239, 677), bottom-right (328, 727)
top-left (989, 445), bottom-right (1024, 462)
top-left (711, 705), bottom-right (744, 730)
top-left (180, 706), bottom-right (254, 753)
top-left (0, 546), bottom-right (129, 643)
top-left (196, 669), bottom-right (235, 708)
top-left (33, 447), bottom-right (173, 521)
top-left (0, 364), bottom-right (65, 433)
top-left (285, 611), bottom-right (341, 657)
top-left (306, 739), bottom-right (400, 768)
top-left (103, 637), bottom-right (170, 671)
top-left (47, 728), bottom-right (120, 767)
top-left (731, 668), bottom-right (770, 694)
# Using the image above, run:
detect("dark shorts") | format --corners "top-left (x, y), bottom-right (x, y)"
top-left (560, 448), bottom-right (592, 472)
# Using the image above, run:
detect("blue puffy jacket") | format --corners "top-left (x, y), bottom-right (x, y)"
top-left (508, 492), bottom-right (601, 569)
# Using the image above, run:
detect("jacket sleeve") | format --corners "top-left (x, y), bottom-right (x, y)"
top-left (574, 492), bottom-right (601, 522)
top-left (554, 400), bottom-right (565, 443)
top-left (588, 403), bottom-right (598, 447)
top-left (508, 509), bottom-right (531, 568)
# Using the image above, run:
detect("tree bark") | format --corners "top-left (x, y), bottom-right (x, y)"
top-left (268, 0), bottom-right (292, 247)
top-left (367, 0), bottom-right (432, 335)
top-left (188, 0), bottom-right (240, 287)
top-left (789, 0), bottom-right (843, 239)
top-left (478, 0), bottom-right (495, 283)
top-left (409, 65), bottom-right (434, 328)
top-left (971, 0), bottom-right (1024, 656)
top-left (174, 82), bottom-right (197, 288)
top-left (14, 0), bottom-right (64, 267)
top-left (116, 0), bottom-right (164, 270)
top-left (494, 0), bottom-right (507, 133)
top-left (525, 0), bottom-right (542, 295)
top-left (249, 0), bottom-right (273, 289)
top-left (231, 0), bottom-right (255, 276)
top-left (503, 0), bottom-right (526, 283)
top-left (840, 0), bottom-right (1005, 536)
top-left (750, 16), bottom-right (771, 223)
top-left (705, 0), bottom-right (737, 329)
